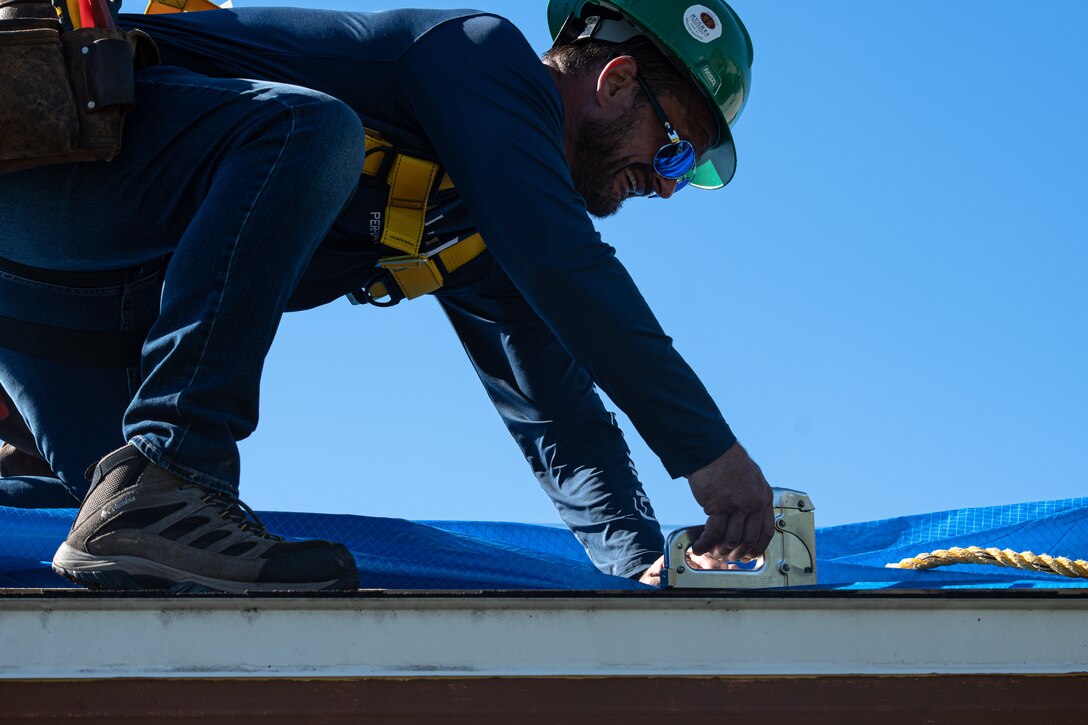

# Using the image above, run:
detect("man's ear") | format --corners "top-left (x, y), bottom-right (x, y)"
top-left (595, 55), bottom-right (640, 110)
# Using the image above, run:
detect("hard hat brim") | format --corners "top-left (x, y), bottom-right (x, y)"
top-left (691, 125), bottom-right (737, 190)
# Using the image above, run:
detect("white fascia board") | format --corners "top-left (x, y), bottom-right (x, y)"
top-left (1, 594), bottom-right (1086, 678)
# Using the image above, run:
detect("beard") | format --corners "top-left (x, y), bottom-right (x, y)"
top-left (568, 102), bottom-right (645, 218)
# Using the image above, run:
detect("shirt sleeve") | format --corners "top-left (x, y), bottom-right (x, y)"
top-left (399, 15), bottom-right (736, 478)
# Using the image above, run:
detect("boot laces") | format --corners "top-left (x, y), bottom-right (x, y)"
top-left (194, 488), bottom-right (284, 542)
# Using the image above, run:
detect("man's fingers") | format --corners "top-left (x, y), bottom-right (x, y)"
top-left (686, 551), bottom-right (742, 570)
top-left (758, 504), bottom-right (775, 553)
top-left (731, 507), bottom-right (774, 557)
top-left (698, 504), bottom-right (777, 560)
top-left (720, 509), bottom-right (746, 560)
top-left (638, 556), bottom-right (665, 587)
top-left (691, 517), bottom-right (726, 556)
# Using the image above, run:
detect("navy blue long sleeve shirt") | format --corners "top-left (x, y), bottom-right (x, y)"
top-left (125, 7), bottom-right (736, 577)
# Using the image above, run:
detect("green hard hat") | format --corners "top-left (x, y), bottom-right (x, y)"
top-left (547, 0), bottom-right (753, 189)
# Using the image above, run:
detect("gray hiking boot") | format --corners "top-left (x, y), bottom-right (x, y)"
top-left (52, 444), bottom-right (359, 592)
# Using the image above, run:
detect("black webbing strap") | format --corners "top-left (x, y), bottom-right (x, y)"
top-left (0, 256), bottom-right (156, 368)
top-left (0, 315), bottom-right (143, 368)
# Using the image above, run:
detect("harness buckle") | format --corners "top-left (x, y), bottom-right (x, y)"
top-left (377, 254), bottom-right (429, 271)
top-left (347, 272), bottom-right (404, 308)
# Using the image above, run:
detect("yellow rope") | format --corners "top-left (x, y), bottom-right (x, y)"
top-left (886, 546), bottom-right (1088, 579)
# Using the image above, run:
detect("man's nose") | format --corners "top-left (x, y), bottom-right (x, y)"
top-left (653, 174), bottom-right (679, 199)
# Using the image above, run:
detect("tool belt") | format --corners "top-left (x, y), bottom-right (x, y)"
top-left (346, 129), bottom-right (488, 307)
top-left (0, 0), bottom-right (159, 174)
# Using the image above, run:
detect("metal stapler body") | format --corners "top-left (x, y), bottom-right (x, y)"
top-left (662, 487), bottom-right (817, 589)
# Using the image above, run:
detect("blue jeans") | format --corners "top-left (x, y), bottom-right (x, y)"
top-left (0, 66), bottom-right (363, 504)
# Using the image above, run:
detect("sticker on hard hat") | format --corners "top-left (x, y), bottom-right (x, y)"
top-left (684, 5), bottom-right (723, 44)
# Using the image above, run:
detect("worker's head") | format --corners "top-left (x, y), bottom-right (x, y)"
top-left (544, 35), bottom-right (716, 216)
top-left (546, 0), bottom-right (753, 215)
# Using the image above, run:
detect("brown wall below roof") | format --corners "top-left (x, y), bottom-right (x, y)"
top-left (2, 675), bottom-right (1087, 724)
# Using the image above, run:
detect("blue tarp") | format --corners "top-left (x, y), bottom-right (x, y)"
top-left (818, 497), bottom-right (1088, 590)
top-left (2, 497), bottom-right (1087, 590)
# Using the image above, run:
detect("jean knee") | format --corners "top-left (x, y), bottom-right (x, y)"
top-left (319, 97), bottom-right (365, 156)
top-left (279, 90), bottom-right (364, 182)
top-left (319, 100), bottom-right (366, 190)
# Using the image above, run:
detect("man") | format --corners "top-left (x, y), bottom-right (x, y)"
top-left (0, 0), bottom-right (773, 591)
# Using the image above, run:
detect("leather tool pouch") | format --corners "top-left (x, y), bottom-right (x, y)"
top-left (0, 0), bottom-right (159, 174)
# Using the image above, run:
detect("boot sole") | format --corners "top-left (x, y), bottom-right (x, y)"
top-left (52, 543), bottom-right (359, 593)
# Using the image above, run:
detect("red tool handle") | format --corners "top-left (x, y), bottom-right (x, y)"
top-left (76, 0), bottom-right (95, 27)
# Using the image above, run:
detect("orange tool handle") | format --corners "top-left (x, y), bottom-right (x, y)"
top-left (64, 0), bottom-right (80, 28)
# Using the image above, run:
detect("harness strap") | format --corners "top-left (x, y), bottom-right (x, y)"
top-left (438, 232), bottom-right (485, 272)
top-left (381, 153), bottom-right (438, 255)
top-left (362, 132), bottom-right (391, 177)
top-left (361, 131), bottom-right (443, 257)
top-left (366, 232), bottom-right (487, 302)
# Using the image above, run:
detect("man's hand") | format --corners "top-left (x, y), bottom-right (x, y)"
top-left (686, 443), bottom-right (774, 562)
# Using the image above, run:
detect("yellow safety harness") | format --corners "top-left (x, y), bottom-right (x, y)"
top-left (144, 0), bottom-right (489, 306)
top-left (350, 130), bottom-right (487, 306)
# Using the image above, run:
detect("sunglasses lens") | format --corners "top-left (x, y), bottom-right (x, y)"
top-left (654, 140), bottom-right (696, 180)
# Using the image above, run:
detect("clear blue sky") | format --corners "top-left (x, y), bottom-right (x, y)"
top-left (225, 1), bottom-right (1086, 529)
